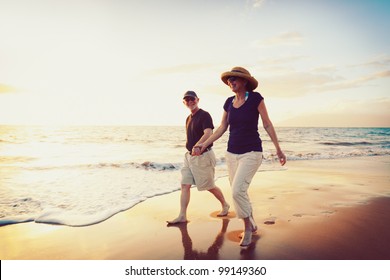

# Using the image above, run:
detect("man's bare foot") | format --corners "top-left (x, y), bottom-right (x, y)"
top-left (166, 217), bottom-right (188, 225)
top-left (217, 203), bottom-right (230, 217)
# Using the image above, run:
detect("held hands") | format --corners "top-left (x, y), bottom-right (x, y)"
top-left (191, 145), bottom-right (202, 156)
top-left (192, 143), bottom-right (206, 156)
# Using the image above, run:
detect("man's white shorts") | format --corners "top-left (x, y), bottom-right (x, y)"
top-left (181, 150), bottom-right (216, 191)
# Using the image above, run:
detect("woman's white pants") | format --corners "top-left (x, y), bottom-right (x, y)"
top-left (226, 151), bottom-right (263, 219)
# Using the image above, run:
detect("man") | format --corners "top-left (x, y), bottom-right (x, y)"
top-left (167, 91), bottom-right (230, 224)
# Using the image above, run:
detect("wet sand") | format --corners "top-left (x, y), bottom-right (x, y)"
top-left (1, 156), bottom-right (389, 260)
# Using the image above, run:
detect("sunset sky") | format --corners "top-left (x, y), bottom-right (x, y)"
top-left (1, 0), bottom-right (389, 127)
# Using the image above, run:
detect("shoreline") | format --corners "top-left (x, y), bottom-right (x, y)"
top-left (1, 156), bottom-right (389, 260)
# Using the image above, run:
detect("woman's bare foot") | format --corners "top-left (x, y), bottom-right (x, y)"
top-left (249, 215), bottom-right (258, 232)
top-left (239, 231), bottom-right (253, 247)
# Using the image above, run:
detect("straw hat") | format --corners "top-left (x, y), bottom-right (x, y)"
top-left (221, 67), bottom-right (258, 91)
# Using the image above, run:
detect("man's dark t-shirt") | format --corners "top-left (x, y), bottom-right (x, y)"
top-left (185, 109), bottom-right (214, 152)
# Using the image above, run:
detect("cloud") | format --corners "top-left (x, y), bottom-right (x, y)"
top-left (148, 63), bottom-right (218, 75)
top-left (259, 55), bottom-right (308, 66)
top-left (254, 31), bottom-right (305, 48)
top-left (316, 70), bottom-right (390, 93)
top-left (259, 69), bottom-right (390, 97)
top-left (260, 72), bottom-right (338, 97)
top-left (277, 98), bottom-right (390, 127)
top-left (356, 70), bottom-right (390, 82)
top-left (312, 65), bottom-right (338, 73)
top-left (252, 0), bottom-right (267, 8)
top-left (0, 83), bottom-right (17, 94)
top-left (350, 54), bottom-right (390, 69)
top-left (254, 51), bottom-right (390, 97)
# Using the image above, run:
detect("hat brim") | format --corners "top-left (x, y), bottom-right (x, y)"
top-left (221, 71), bottom-right (258, 91)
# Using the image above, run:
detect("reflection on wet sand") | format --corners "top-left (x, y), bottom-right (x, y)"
top-left (167, 218), bottom-right (261, 260)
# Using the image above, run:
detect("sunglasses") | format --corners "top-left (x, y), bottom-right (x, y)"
top-left (227, 76), bottom-right (238, 83)
top-left (184, 97), bottom-right (196, 102)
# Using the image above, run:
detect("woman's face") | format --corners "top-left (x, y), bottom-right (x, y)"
top-left (227, 76), bottom-right (247, 92)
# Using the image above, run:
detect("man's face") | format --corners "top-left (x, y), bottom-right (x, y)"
top-left (183, 96), bottom-right (199, 111)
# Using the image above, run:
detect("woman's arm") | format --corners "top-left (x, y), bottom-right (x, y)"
top-left (196, 128), bottom-right (213, 146)
top-left (191, 128), bottom-right (213, 156)
top-left (258, 100), bottom-right (286, 166)
top-left (198, 110), bottom-right (229, 153)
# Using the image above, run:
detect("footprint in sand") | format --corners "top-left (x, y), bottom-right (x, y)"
top-left (210, 211), bottom-right (236, 219)
top-left (264, 217), bottom-right (276, 225)
top-left (321, 210), bottom-right (335, 215)
top-left (293, 213), bottom-right (316, 218)
top-left (293, 213), bottom-right (303, 217)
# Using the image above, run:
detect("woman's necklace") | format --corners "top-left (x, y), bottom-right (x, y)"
top-left (232, 91), bottom-right (249, 104)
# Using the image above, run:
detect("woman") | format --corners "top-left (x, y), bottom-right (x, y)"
top-left (198, 66), bottom-right (286, 246)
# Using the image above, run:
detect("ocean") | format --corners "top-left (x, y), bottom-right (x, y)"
top-left (1, 126), bottom-right (389, 227)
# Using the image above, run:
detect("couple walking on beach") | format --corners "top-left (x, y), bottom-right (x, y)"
top-left (167, 67), bottom-right (286, 247)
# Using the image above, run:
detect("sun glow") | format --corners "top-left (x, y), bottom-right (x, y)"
top-left (0, 0), bottom-right (389, 127)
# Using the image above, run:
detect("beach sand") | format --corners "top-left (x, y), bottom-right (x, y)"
top-left (1, 156), bottom-right (390, 260)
